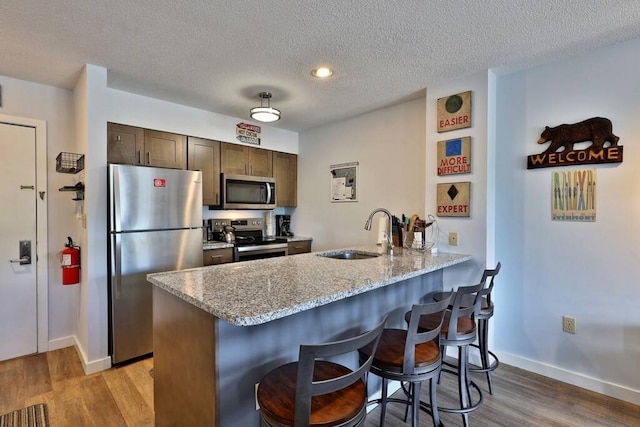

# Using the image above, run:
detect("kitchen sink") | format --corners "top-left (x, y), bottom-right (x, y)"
top-left (318, 250), bottom-right (381, 260)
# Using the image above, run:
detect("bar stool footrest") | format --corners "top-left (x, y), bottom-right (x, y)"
top-left (422, 368), bottom-right (484, 415)
top-left (468, 343), bottom-right (500, 373)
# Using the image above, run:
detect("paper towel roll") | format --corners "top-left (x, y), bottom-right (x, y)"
top-left (264, 211), bottom-right (275, 237)
top-left (377, 216), bottom-right (388, 244)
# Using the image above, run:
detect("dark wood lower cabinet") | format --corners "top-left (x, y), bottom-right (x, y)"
top-left (287, 240), bottom-right (311, 255)
top-left (203, 248), bottom-right (233, 265)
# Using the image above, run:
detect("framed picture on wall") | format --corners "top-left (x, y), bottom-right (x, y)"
top-left (330, 162), bottom-right (359, 202)
top-left (551, 169), bottom-right (596, 221)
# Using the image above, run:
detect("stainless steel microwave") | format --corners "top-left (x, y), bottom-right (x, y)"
top-left (221, 174), bottom-right (276, 209)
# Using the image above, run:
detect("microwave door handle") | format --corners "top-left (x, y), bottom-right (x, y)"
top-left (266, 182), bottom-right (272, 204)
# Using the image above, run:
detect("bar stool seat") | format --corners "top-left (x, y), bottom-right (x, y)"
top-left (257, 316), bottom-right (387, 427)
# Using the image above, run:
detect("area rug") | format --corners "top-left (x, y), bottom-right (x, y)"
top-left (0, 404), bottom-right (48, 427)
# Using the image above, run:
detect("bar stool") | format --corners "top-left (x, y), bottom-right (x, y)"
top-left (257, 316), bottom-right (387, 427)
top-left (359, 297), bottom-right (452, 427)
top-left (432, 262), bottom-right (501, 394)
top-left (408, 282), bottom-right (486, 427)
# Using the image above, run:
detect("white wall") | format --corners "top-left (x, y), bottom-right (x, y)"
top-left (73, 65), bottom-right (111, 373)
top-left (494, 37), bottom-right (640, 403)
top-left (297, 96), bottom-right (426, 251)
top-left (107, 89), bottom-right (298, 154)
top-left (425, 72), bottom-right (489, 286)
top-left (0, 74), bottom-right (77, 347)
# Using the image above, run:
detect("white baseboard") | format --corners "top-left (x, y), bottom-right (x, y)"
top-left (47, 335), bottom-right (112, 375)
top-left (72, 336), bottom-right (112, 375)
top-left (48, 335), bottom-right (75, 351)
top-left (497, 351), bottom-right (640, 406)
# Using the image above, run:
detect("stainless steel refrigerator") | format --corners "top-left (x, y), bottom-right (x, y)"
top-left (108, 164), bottom-right (203, 364)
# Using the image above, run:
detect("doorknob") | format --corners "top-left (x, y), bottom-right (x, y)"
top-left (9, 240), bottom-right (31, 265)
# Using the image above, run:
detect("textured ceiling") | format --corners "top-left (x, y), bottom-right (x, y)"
top-left (1, 1), bottom-right (640, 131)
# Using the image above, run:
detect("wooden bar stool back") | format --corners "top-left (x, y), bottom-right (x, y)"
top-left (257, 315), bottom-right (387, 427)
top-left (360, 297), bottom-right (452, 427)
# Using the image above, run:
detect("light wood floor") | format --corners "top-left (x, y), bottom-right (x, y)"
top-left (0, 347), bottom-right (154, 426)
top-left (1, 347), bottom-right (639, 426)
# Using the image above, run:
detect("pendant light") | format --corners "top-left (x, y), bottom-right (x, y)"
top-left (250, 92), bottom-right (281, 123)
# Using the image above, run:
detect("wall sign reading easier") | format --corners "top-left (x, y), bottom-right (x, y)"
top-left (437, 91), bottom-right (472, 133)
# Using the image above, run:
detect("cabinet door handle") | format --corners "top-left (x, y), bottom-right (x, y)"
top-left (210, 254), bottom-right (223, 264)
top-left (294, 245), bottom-right (304, 249)
top-left (146, 152), bottom-right (150, 165)
top-left (137, 150), bottom-right (141, 164)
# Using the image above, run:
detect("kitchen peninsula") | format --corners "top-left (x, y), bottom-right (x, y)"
top-left (148, 246), bottom-right (471, 427)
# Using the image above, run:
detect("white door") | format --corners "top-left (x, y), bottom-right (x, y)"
top-left (0, 122), bottom-right (38, 361)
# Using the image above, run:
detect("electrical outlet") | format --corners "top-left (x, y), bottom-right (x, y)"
top-left (563, 316), bottom-right (576, 334)
top-left (448, 232), bottom-right (458, 246)
top-left (254, 382), bottom-right (260, 410)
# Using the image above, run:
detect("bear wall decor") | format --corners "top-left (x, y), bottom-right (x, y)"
top-left (527, 117), bottom-right (623, 169)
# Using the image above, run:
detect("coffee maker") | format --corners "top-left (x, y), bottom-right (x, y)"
top-left (276, 214), bottom-right (293, 237)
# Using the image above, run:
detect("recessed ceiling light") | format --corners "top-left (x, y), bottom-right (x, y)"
top-left (311, 67), bottom-right (333, 78)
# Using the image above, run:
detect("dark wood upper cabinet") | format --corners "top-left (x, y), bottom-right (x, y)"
top-left (107, 123), bottom-right (144, 166)
top-left (144, 129), bottom-right (186, 169)
top-left (220, 142), bottom-right (248, 175)
top-left (107, 123), bottom-right (186, 170)
top-left (273, 152), bottom-right (297, 207)
top-left (220, 142), bottom-right (273, 177)
top-left (249, 147), bottom-right (273, 177)
top-left (187, 137), bottom-right (221, 206)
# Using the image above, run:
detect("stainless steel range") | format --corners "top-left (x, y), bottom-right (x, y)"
top-left (210, 218), bottom-right (288, 262)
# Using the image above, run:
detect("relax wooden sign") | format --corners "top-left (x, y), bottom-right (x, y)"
top-left (527, 117), bottom-right (623, 169)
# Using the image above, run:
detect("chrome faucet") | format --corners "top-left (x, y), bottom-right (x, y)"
top-left (364, 208), bottom-right (394, 255)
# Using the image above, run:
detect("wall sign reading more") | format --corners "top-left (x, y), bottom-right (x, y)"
top-left (437, 137), bottom-right (471, 176)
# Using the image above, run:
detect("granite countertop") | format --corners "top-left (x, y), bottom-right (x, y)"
top-left (285, 236), bottom-right (312, 242)
top-left (148, 246), bottom-right (471, 327)
top-left (203, 241), bottom-right (234, 250)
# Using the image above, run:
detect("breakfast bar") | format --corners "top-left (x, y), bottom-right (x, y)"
top-left (148, 246), bottom-right (471, 427)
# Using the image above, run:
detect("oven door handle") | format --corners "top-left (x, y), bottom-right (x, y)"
top-left (235, 243), bottom-right (288, 253)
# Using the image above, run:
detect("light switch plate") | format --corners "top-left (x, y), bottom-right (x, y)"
top-left (449, 232), bottom-right (458, 246)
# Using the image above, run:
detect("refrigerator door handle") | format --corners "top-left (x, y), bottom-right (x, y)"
top-left (111, 166), bottom-right (122, 232)
top-left (112, 234), bottom-right (122, 299)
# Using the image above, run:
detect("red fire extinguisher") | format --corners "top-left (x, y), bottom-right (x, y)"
top-left (61, 236), bottom-right (80, 285)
